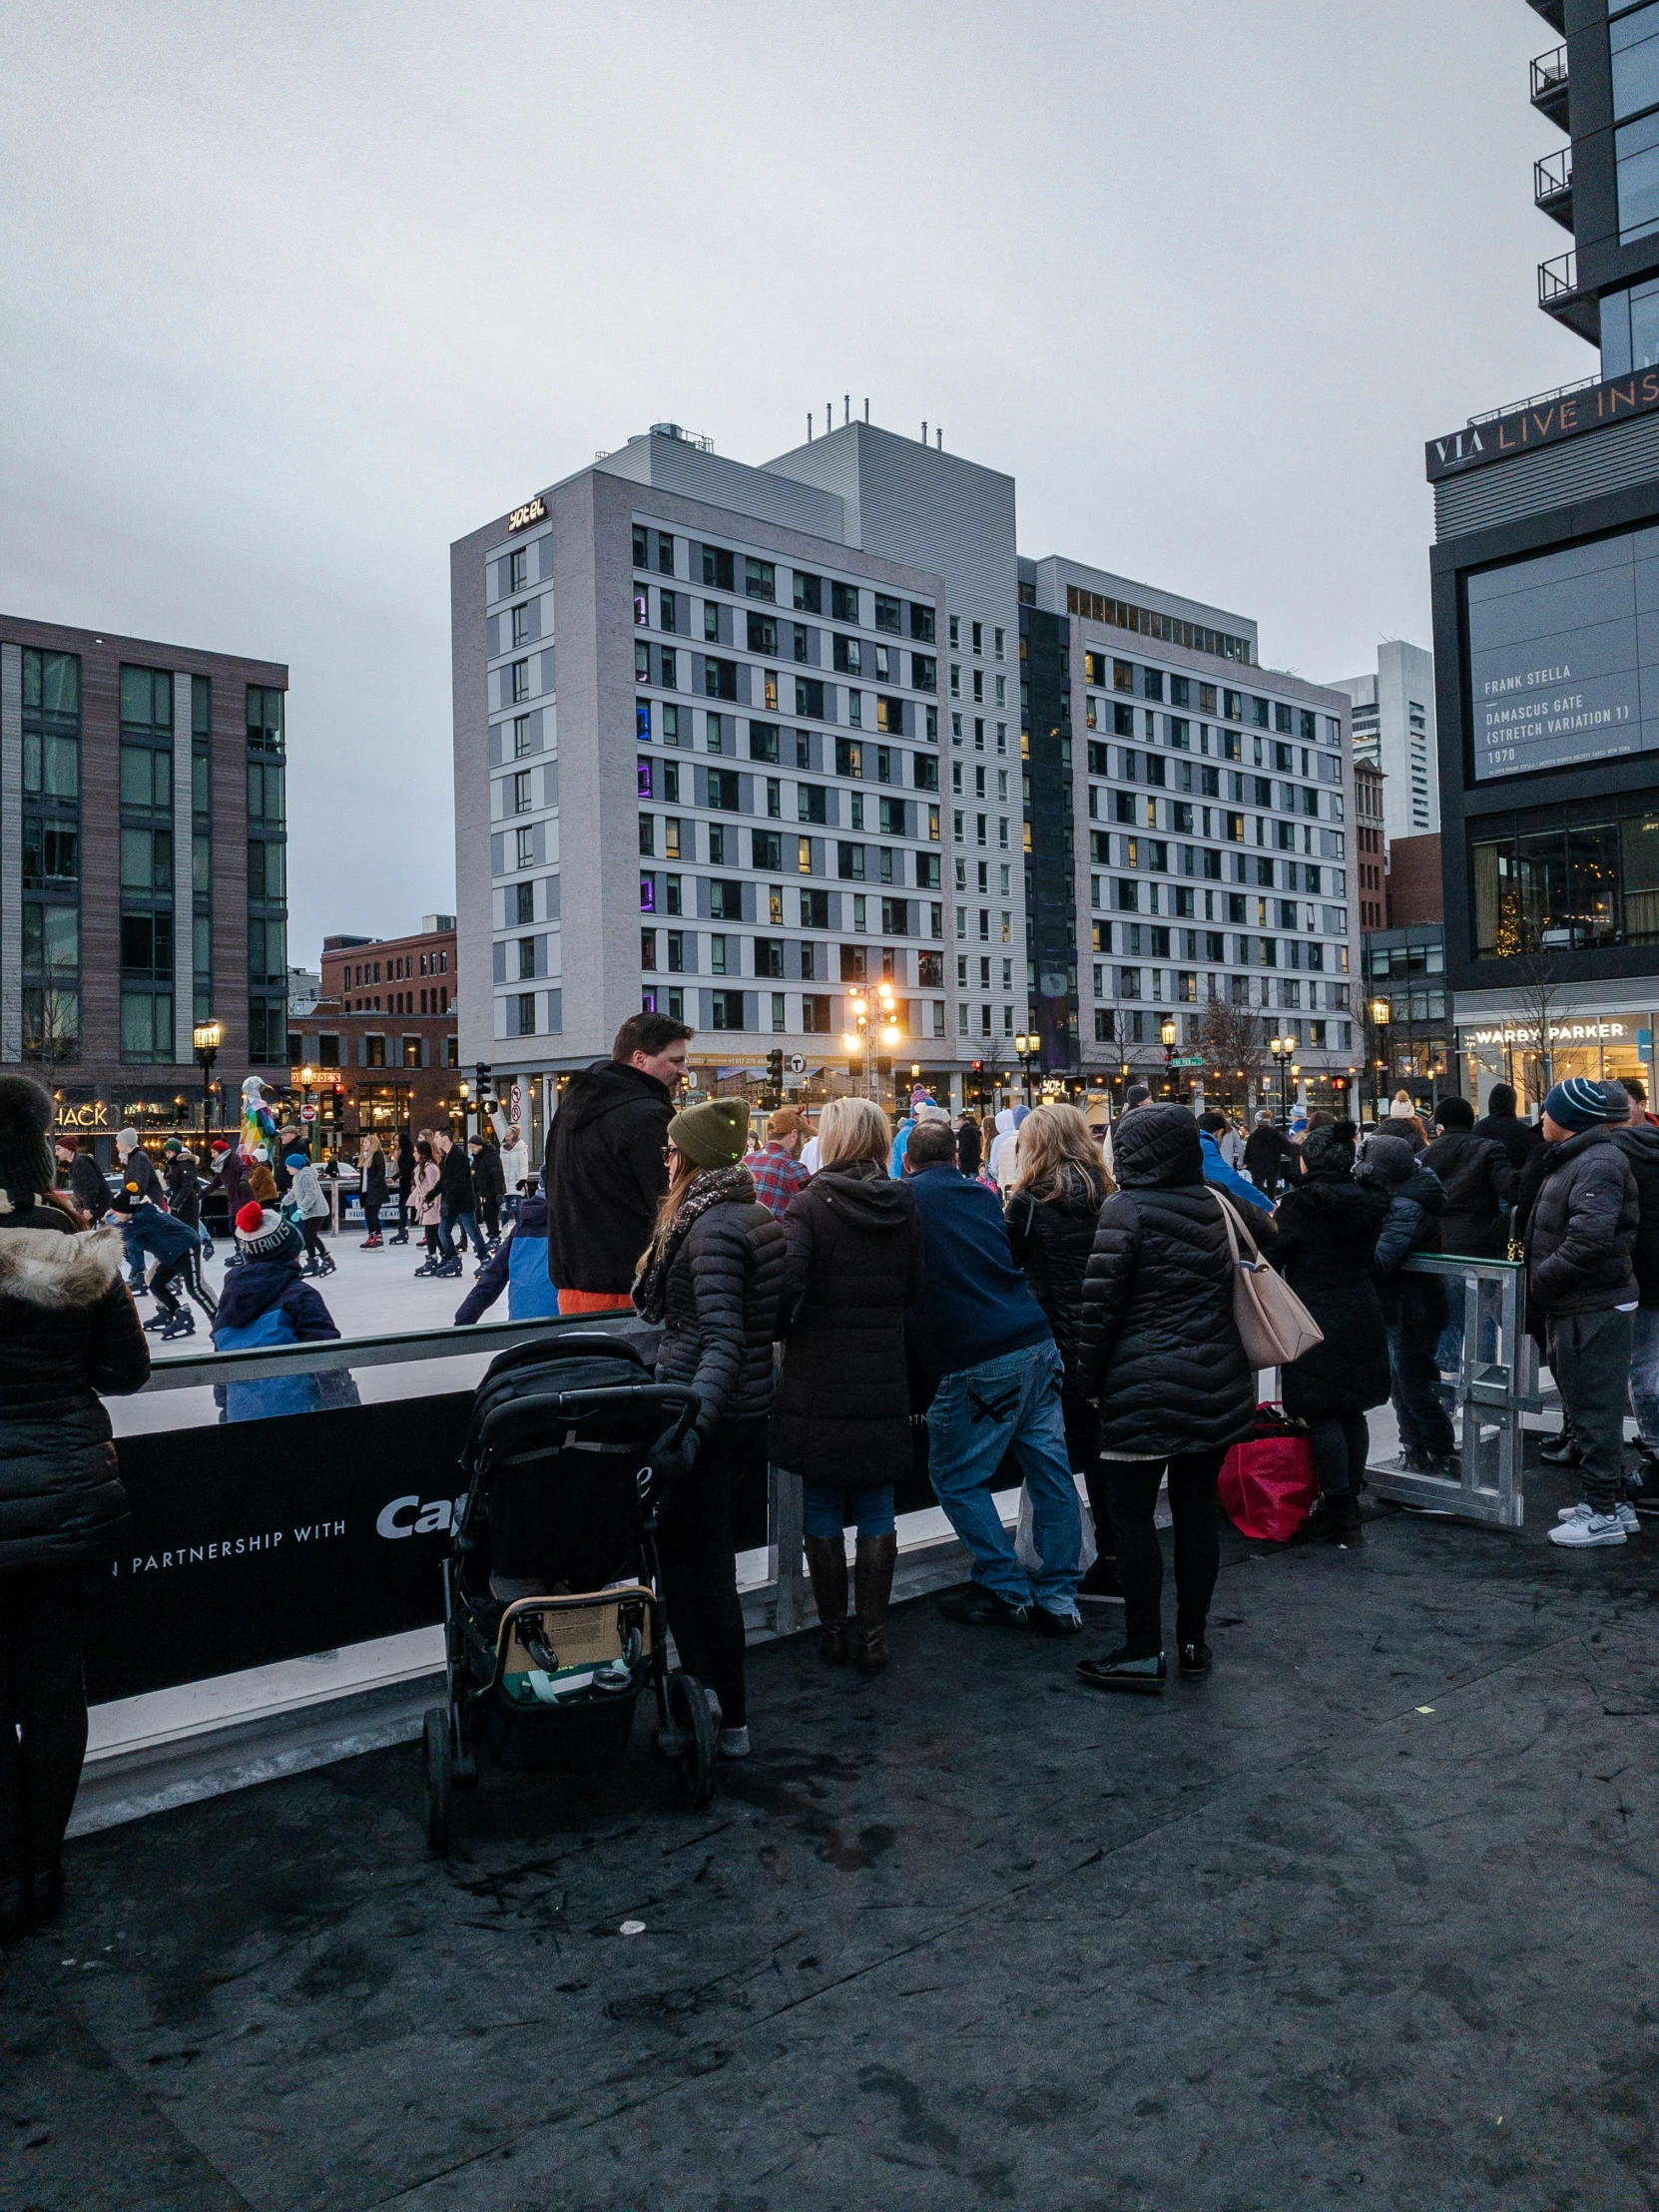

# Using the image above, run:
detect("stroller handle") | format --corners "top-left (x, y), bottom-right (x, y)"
top-left (475, 1383), bottom-right (702, 1455)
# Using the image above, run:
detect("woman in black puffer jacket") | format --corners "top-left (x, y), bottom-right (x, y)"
top-left (635, 1097), bottom-right (785, 1759)
top-left (0, 1078), bottom-right (150, 1941)
top-left (1073, 1105), bottom-right (1254, 1693)
top-left (771, 1098), bottom-right (922, 1676)
top-left (1273, 1120), bottom-right (1391, 1540)
top-left (1004, 1104), bottom-right (1115, 1592)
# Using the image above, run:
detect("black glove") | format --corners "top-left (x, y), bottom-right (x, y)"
top-left (651, 1425), bottom-right (702, 1484)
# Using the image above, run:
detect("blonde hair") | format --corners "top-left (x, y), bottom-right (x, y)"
top-left (817, 1096), bottom-right (890, 1172)
top-left (1007, 1103), bottom-right (1112, 1205)
top-left (360, 1135), bottom-right (382, 1164)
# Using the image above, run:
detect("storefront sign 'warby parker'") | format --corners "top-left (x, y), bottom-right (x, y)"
top-left (507, 495), bottom-right (547, 532)
top-left (1425, 372), bottom-right (1659, 482)
top-left (1464, 1020), bottom-right (1629, 1046)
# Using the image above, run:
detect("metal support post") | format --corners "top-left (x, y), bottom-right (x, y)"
top-left (767, 1460), bottom-right (806, 1635)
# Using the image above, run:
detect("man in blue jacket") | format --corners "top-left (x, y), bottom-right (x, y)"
top-left (1197, 1110), bottom-right (1274, 1216)
top-left (453, 1179), bottom-right (560, 1325)
top-left (109, 1180), bottom-right (207, 1340)
top-left (903, 1118), bottom-right (1083, 1632)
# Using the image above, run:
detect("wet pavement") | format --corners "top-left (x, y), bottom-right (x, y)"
top-left (5, 1448), bottom-right (1659, 2212)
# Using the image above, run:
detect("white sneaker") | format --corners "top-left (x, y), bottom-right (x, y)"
top-left (1555, 1500), bottom-right (1639, 1535)
top-left (1548, 1510), bottom-right (1628, 1548)
top-left (717, 1725), bottom-right (751, 1759)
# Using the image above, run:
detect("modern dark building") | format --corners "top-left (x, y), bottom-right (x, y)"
top-left (1426, 0), bottom-right (1659, 1108)
top-left (0, 616), bottom-right (289, 1150)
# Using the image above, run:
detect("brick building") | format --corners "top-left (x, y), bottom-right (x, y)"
top-left (290, 916), bottom-right (464, 1146)
top-left (0, 614), bottom-right (288, 1154)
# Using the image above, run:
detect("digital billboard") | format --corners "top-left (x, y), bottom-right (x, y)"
top-left (1464, 529), bottom-right (1659, 781)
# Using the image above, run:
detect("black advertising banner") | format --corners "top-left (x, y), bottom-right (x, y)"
top-left (1425, 369), bottom-right (1659, 482)
top-left (1465, 530), bottom-right (1659, 782)
top-left (88, 1395), bottom-right (477, 1704)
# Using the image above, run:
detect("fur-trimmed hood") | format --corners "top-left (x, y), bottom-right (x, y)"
top-left (0, 1221), bottom-right (128, 1310)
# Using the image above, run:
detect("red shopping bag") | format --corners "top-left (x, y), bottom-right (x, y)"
top-left (1219, 1404), bottom-right (1319, 1543)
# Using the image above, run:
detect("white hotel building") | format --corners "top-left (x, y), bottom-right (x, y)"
top-left (450, 419), bottom-right (1355, 1142)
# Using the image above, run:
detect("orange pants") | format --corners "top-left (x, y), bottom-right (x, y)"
top-left (557, 1289), bottom-right (635, 1317)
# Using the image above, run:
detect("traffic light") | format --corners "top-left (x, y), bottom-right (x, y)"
top-left (475, 1062), bottom-right (494, 1102)
top-left (766, 1048), bottom-right (784, 1103)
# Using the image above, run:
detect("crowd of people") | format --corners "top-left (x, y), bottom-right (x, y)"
top-left (2, 1016), bottom-right (1654, 1936)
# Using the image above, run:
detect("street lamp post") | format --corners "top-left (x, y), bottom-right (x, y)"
top-left (1369, 997), bottom-right (1391, 1128)
top-left (192, 1019), bottom-right (222, 1151)
top-left (1012, 1030), bottom-right (1039, 1106)
top-left (1269, 1035), bottom-right (1294, 1124)
top-left (842, 979), bottom-right (898, 1101)
top-left (1160, 1016), bottom-right (1178, 1099)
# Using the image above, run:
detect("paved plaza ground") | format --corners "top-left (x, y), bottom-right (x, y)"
top-left (5, 1433), bottom-right (1658, 2212)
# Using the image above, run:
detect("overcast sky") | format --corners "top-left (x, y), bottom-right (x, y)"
top-left (0, 1), bottom-right (1589, 962)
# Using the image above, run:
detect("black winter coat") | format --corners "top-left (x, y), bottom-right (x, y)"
top-left (653, 1197), bottom-right (787, 1435)
top-left (1475, 1109), bottom-right (1542, 1178)
top-left (545, 1060), bottom-right (674, 1296)
top-left (362, 1149), bottom-right (389, 1207)
top-left (436, 1142), bottom-right (474, 1215)
top-left (1273, 1177), bottom-right (1392, 1418)
top-left (1075, 1106), bottom-right (1255, 1460)
top-left (0, 1208), bottom-right (150, 1576)
top-left (1004, 1164), bottom-right (1107, 1376)
top-left (1371, 1163), bottom-right (1448, 1332)
top-left (1526, 1126), bottom-right (1639, 1316)
top-left (165, 1154), bottom-right (203, 1231)
top-left (66, 1150), bottom-right (110, 1222)
top-left (1610, 1120), bottom-right (1659, 1305)
top-left (769, 1166), bottom-right (923, 1485)
top-left (469, 1142), bottom-right (506, 1204)
top-left (120, 1148), bottom-right (165, 1206)
top-left (1244, 1124), bottom-right (1296, 1194)
top-left (1420, 1128), bottom-right (1515, 1259)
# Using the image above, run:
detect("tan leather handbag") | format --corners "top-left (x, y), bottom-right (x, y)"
top-left (1211, 1190), bottom-right (1325, 1370)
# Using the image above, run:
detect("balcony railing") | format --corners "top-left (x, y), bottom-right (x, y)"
top-left (1531, 44), bottom-right (1569, 127)
top-left (1538, 249), bottom-right (1577, 305)
top-left (1468, 371), bottom-right (1597, 427)
top-left (1534, 147), bottom-right (1573, 228)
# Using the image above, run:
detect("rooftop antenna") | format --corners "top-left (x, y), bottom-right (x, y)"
top-left (807, 411), bottom-right (813, 440)
top-left (827, 398), bottom-right (832, 434)
top-left (843, 393), bottom-right (849, 425)
top-left (921, 419), bottom-right (927, 443)
top-left (936, 428), bottom-right (942, 450)
top-left (863, 397), bottom-right (869, 422)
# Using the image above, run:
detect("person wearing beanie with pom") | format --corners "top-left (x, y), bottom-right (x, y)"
top-left (0, 1076), bottom-right (151, 1941)
top-left (211, 1202), bottom-right (340, 1419)
top-left (1527, 1079), bottom-right (1642, 1547)
top-left (1273, 1119), bottom-right (1392, 1539)
top-left (1356, 1131), bottom-right (1458, 1475)
top-left (633, 1096), bottom-right (785, 1759)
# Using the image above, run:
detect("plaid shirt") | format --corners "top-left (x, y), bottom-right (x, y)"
top-left (750, 1141), bottom-right (810, 1217)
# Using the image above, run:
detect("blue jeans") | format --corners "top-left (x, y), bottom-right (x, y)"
top-left (925, 1341), bottom-right (1082, 1617)
top-left (441, 1209), bottom-right (488, 1264)
top-left (802, 1482), bottom-right (895, 1539)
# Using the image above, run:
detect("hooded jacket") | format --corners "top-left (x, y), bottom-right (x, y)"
top-left (1199, 1131), bottom-right (1273, 1215)
top-left (212, 1257), bottom-right (340, 1419)
top-left (1474, 1106), bottom-right (1542, 1177)
top-left (1525, 1126), bottom-right (1640, 1317)
top-left (454, 1191), bottom-right (559, 1325)
top-left (1610, 1118), bottom-right (1659, 1305)
top-left (468, 1140), bottom-right (506, 1204)
top-left (986, 1107), bottom-right (1018, 1187)
top-left (1272, 1175), bottom-right (1392, 1418)
top-left (1074, 1107), bottom-right (1255, 1460)
top-left (651, 1193), bottom-right (787, 1433)
top-left (1420, 1127), bottom-right (1515, 1259)
top-left (0, 1208), bottom-right (150, 1574)
top-left (1243, 1121), bottom-right (1296, 1194)
top-left (1366, 1160), bottom-right (1449, 1331)
top-left (544, 1059), bottom-right (675, 1295)
top-left (770, 1165), bottom-right (924, 1483)
top-left (1003, 1162), bottom-right (1108, 1373)
top-left (165, 1152), bottom-right (203, 1230)
top-left (435, 1141), bottom-right (475, 1217)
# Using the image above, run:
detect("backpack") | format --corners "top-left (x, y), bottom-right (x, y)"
top-left (214, 1299), bottom-right (324, 1420)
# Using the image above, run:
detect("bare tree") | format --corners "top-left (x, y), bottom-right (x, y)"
top-left (21, 985), bottom-right (81, 1090)
top-left (1194, 993), bottom-right (1269, 1103)
top-left (1507, 953), bottom-right (1564, 1106)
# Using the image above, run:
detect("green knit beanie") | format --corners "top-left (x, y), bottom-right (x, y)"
top-left (669, 1097), bottom-right (750, 1169)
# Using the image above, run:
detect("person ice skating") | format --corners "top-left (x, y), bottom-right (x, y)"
top-left (0, 1075), bottom-right (150, 1941)
top-left (212, 1204), bottom-right (341, 1419)
top-left (358, 1135), bottom-right (388, 1248)
top-left (284, 1153), bottom-right (334, 1275)
top-left (54, 1136), bottom-right (110, 1226)
top-left (108, 1177), bottom-right (209, 1340)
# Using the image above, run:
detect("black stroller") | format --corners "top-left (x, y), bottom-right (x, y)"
top-left (422, 1331), bottom-right (714, 1852)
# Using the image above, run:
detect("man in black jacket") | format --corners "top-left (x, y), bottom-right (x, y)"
top-left (467, 1134), bottom-right (506, 1245)
top-left (1605, 1082), bottom-right (1659, 1490)
top-left (1243, 1111), bottom-right (1296, 1199)
top-left (1423, 1097), bottom-right (1515, 1259)
top-left (1474, 1082), bottom-right (1542, 1178)
top-left (1528, 1079), bottom-right (1641, 1548)
top-left (435, 1136), bottom-right (487, 1274)
top-left (544, 1010), bottom-right (692, 1313)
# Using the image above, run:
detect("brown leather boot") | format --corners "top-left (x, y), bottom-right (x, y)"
top-left (805, 1533), bottom-right (849, 1663)
top-left (853, 1530), bottom-right (897, 1675)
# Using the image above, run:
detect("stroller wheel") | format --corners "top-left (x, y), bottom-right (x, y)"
top-left (663, 1671), bottom-right (718, 1808)
top-left (422, 1707), bottom-right (452, 1853)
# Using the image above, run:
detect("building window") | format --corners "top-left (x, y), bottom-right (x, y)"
top-left (510, 659), bottom-right (530, 702)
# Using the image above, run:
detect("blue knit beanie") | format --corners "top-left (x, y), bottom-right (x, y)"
top-left (1542, 1077), bottom-right (1610, 1133)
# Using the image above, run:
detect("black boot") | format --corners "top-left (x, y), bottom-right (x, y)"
top-left (853, 1531), bottom-right (897, 1675)
top-left (804, 1534), bottom-right (849, 1664)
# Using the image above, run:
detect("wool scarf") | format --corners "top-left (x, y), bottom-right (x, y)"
top-left (632, 1165), bottom-right (756, 1323)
